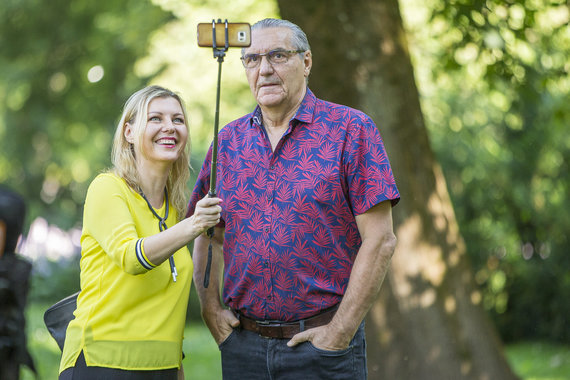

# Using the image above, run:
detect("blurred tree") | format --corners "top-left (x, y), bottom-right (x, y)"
top-left (0, 0), bottom-right (280, 311)
top-left (137, 0), bottom-right (279, 163)
top-left (278, 0), bottom-right (519, 378)
top-left (400, 0), bottom-right (570, 343)
top-left (0, 0), bottom-right (171, 229)
top-left (0, 0), bottom-right (279, 232)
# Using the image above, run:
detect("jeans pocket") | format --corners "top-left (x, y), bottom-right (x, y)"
top-left (218, 329), bottom-right (237, 350)
top-left (303, 342), bottom-right (358, 378)
top-left (307, 342), bottom-right (354, 357)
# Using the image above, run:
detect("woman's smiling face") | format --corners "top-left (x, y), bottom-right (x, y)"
top-left (125, 96), bottom-right (188, 167)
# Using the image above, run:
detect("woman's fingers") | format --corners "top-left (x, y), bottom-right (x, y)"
top-left (196, 198), bottom-right (222, 213)
top-left (198, 196), bottom-right (222, 207)
top-left (194, 197), bottom-right (222, 227)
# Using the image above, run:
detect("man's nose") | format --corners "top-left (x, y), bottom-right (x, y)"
top-left (259, 55), bottom-right (274, 74)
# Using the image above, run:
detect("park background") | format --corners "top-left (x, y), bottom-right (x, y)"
top-left (1, 0), bottom-right (568, 378)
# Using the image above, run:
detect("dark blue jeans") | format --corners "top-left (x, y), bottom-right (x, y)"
top-left (220, 321), bottom-right (367, 380)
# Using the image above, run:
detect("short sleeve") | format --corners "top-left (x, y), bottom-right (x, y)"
top-left (342, 113), bottom-right (400, 215)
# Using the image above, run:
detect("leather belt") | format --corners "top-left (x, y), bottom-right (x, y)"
top-left (237, 306), bottom-right (338, 339)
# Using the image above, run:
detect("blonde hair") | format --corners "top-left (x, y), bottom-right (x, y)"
top-left (111, 85), bottom-right (190, 221)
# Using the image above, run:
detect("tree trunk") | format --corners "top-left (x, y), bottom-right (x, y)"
top-left (276, 0), bottom-right (519, 379)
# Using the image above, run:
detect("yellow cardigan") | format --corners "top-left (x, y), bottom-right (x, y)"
top-left (60, 173), bottom-right (192, 372)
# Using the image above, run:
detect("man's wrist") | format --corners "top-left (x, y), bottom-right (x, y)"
top-left (328, 315), bottom-right (360, 344)
top-left (201, 302), bottom-right (224, 317)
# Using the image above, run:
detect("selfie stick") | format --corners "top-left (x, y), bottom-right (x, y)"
top-left (204, 19), bottom-right (229, 288)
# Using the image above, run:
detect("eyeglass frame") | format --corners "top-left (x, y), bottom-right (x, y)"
top-left (240, 49), bottom-right (306, 69)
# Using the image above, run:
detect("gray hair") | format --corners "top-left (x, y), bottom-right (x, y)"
top-left (243, 18), bottom-right (311, 55)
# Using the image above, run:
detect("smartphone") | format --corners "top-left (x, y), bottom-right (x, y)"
top-left (197, 22), bottom-right (251, 48)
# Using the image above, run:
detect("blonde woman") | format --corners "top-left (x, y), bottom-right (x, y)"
top-left (59, 85), bottom-right (222, 379)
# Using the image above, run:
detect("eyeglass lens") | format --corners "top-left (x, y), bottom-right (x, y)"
top-left (242, 49), bottom-right (303, 68)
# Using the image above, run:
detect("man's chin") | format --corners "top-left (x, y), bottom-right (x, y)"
top-left (257, 94), bottom-right (285, 108)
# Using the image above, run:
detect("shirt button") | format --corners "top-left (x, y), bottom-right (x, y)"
top-left (270, 165), bottom-right (275, 170)
top-left (267, 194), bottom-right (272, 201)
top-left (264, 227), bottom-right (269, 233)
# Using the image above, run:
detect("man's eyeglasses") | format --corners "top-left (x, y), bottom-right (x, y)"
top-left (241, 49), bottom-right (305, 69)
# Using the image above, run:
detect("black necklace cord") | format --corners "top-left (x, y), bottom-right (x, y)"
top-left (140, 188), bottom-right (177, 282)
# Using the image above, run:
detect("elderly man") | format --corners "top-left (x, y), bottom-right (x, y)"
top-left (189, 18), bottom-right (400, 379)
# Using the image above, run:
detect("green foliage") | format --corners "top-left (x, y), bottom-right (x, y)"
top-left (138, 0), bottom-right (279, 164)
top-left (0, 0), bottom-right (172, 229)
top-left (401, 0), bottom-right (570, 342)
top-left (505, 341), bottom-right (570, 380)
top-left (0, 0), bottom-right (279, 230)
top-left (29, 256), bottom-right (81, 304)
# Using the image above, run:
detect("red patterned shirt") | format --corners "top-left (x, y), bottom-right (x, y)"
top-left (188, 88), bottom-right (399, 321)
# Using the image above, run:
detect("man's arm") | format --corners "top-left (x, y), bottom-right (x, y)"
top-left (288, 200), bottom-right (397, 350)
top-left (192, 227), bottom-right (239, 344)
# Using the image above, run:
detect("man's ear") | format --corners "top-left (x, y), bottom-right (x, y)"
top-left (124, 122), bottom-right (135, 144)
top-left (303, 50), bottom-right (312, 78)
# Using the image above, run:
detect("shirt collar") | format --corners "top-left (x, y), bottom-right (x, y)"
top-left (292, 87), bottom-right (316, 124)
top-left (250, 87), bottom-right (316, 128)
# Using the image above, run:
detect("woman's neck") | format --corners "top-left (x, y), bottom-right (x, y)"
top-left (136, 161), bottom-right (171, 208)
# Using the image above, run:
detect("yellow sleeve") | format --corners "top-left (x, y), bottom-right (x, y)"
top-left (83, 173), bottom-right (151, 275)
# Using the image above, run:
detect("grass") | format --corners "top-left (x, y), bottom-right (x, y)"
top-left (505, 341), bottom-right (570, 380)
top-left (21, 302), bottom-right (570, 380)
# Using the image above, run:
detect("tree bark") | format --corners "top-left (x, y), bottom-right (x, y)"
top-left (276, 0), bottom-right (519, 378)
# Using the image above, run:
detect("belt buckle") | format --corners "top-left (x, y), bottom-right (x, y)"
top-left (256, 320), bottom-right (281, 328)
top-left (256, 320), bottom-right (283, 338)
